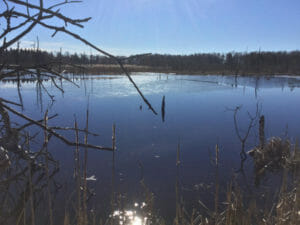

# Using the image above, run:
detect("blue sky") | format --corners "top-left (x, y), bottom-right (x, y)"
top-left (17, 0), bottom-right (300, 56)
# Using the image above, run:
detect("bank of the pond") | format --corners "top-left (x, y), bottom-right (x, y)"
top-left (5, 64), bottom-right (300, 76)
top-left (63, 64), bottom-right (300, 76)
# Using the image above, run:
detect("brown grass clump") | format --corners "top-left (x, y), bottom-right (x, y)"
top-left (248, 137), bottom-right (300, 185)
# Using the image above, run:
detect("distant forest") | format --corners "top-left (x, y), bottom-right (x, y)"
top-left (2, 48), bottom-right (300, 75)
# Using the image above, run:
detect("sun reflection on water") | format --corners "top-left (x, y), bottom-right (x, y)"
top-left (110, 202), bottom-right (149, 225)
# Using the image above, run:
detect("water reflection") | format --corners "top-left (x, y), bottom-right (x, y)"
top-left (110, 202), bottom-right (149, 225)
top-left (1, 73), bottom-right (300, 223)
top-left (3, 74), bottom-right (300, 97)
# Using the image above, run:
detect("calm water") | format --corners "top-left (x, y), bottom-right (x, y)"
top-left (1, 73), bottom-right (300, 222)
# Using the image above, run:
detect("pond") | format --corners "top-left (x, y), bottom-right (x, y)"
top-left (1, 73), bottom-right (300, 224)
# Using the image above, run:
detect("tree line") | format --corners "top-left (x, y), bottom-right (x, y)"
top-left (2, 48), bottom-right (300, 74)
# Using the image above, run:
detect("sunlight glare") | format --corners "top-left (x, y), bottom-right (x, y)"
top-left (131, 216), bottom-right (142, 225)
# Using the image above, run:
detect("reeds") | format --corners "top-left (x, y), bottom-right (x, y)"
top-left (248, 137), bottom-right (300, 186)
top-left (170, 140), bottom-right (300, 225)
top-left (44, 110), bottom-right (54, 225)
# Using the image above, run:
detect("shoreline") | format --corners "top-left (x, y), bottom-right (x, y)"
top-left (4, 64), bottom-right (300, 77)
top-left (63, 64), bottom-right (300, 76)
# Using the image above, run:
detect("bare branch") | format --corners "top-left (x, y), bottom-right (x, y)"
top-left (0, 0), bottom-right (43, 51)
top-left (1, 103), bottom-right (114, 151)
top-left (7, 0), bottom-right (91, 27)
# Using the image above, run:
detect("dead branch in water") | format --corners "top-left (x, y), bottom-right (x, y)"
top-left (0, 102), bottom-right (114, 151)
top-left (161, 95), bottom-right (166, 122)
top-left (228, 104), bottom-right (261, 171)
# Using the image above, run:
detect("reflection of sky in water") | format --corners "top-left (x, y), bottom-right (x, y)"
top-left (1, 74), bottom-right (300, 220)
top-left (75, 74), bottom-right (300, 97)
top-left (3, 74), bottom-right (300, 97)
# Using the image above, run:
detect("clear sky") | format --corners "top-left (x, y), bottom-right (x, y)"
top-left (18, 0), bottom-right (300, 56)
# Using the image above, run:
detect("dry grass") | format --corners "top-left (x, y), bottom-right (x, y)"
top-left (248, 137), bottom-right (300, 185)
